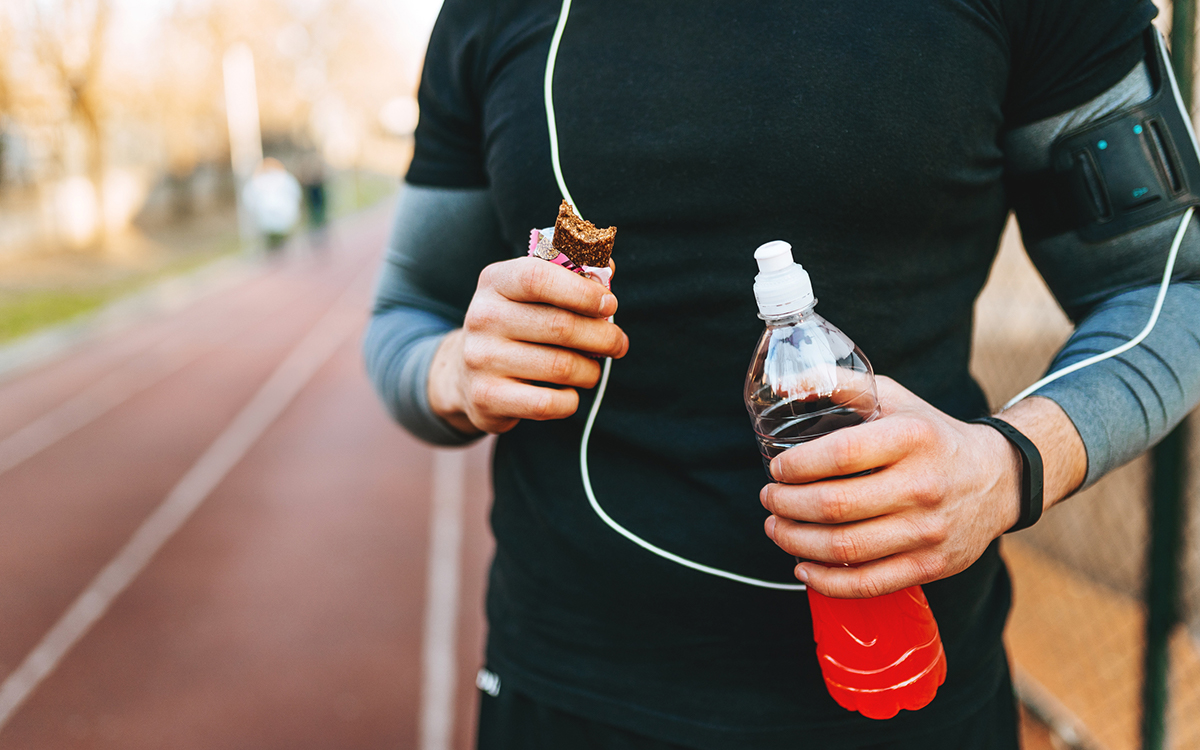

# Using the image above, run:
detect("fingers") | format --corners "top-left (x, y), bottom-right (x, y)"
top-left (463, 378), bottom-right (581, 432)
top-left (794, 553), bottom-right (950, 599)
top-left (764, 510), bottom-right (948, 567)
top-left (467, 302), bottom-right (628, 358)
top-left (453, 257), bottom-right (625, 434)
top-left (485, 257), bottom-right (618, 318)
top-left (769, 416), bottom-right (931, 484)
top-left (469, 259), bottom-right (628, 359)
top-left (760, 473), bottom-right (912, 525)
top-left (463, 339), bottom-right (603, 389)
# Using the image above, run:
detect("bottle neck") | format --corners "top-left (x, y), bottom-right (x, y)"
top-left (760, 301), bottom-right (817, 325)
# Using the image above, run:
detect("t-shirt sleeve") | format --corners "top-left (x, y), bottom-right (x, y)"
top-left (1003, 0), bottom-right (1158, 127)
top-left (406, 0), bottom-right (495, 188)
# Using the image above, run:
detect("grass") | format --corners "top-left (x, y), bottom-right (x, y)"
top-left (0, 169), bottom-right (399, 345)
top-left (0, 243), bottom-right (239, 344)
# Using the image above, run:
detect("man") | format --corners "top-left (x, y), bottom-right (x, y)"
top-left (365, 1), bottom-right (1200, 746)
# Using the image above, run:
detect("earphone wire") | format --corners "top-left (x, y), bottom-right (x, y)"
top-left (545, 0), bottom-right (806, 591)
top-left (544, 0), bottom-right (579, 213)
top-left (546, 0), bottom-right (1189, 590)
top-left (1002, 29), bottom-right (1194, 411)
top-left (1001, 206), bottom-right (1192, 411)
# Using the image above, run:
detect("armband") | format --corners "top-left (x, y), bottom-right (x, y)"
top-left (1010, 28), bottom-right (1200, 242)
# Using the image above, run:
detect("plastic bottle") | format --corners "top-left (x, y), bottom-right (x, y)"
top-left (743, 240), bottom-right (947, 720)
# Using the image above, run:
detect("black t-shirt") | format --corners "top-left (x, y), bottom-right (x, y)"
top-left (407, 1), bottom-right (1155, 746)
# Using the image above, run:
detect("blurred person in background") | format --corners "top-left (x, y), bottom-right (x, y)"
top-left (243, 157), bottom-right (302, 250)
top-left (365, 0), bottom-right (1200, 747)
top-left (298, 151), bottom-right (329, 237)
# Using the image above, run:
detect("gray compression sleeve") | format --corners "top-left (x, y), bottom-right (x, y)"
top-left (1005, 62), bottom-right (1200, 488)
top-left (362, 184), bottom-right (509, 446)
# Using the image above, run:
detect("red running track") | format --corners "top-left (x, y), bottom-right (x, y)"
top-left (0, 206), bottom-right (493, 750)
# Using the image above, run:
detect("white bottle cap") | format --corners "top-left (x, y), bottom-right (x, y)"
top-left (753, 240), bottom-right (815, 318)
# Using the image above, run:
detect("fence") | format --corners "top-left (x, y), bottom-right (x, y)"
top-left (974, 218), bottom-right (1198, 747)
top-left (972, 9), bottom-right (1199, 748)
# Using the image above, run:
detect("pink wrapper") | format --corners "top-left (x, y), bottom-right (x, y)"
top-left (528, 227), bottom-right (612, 290)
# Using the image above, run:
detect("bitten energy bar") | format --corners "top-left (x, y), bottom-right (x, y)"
top-left (527, 204), bottom-right (614, 290)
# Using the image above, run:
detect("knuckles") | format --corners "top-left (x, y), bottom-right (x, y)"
top-left (517, 258), bottom-right (558, 301)
top-left (530, 388), bottom-right (577, 421)
top-left (914, 515), bottom-right (949, 548)
top-left (829, 527), bottom-right (863, 565)
top-left (463, 298), bottom-right (500, 333)
top-left (896, 418), bottom-right (935, 453)
top-left (466, 379), bottom-right (499, 414)
top-left (460, 337), bottom-right (495, 372)
top-left (847, 576), bottom-right (887, 600)
top-left (547, 310), bottom-right (579, 344)
top-left (475, 262), bottom-right (500, 290)
top-left (828, 436), bottom-right (863, 476)
top-left (905, 472), bottom-right (945, 509)
top-left (546, 348), bottom-right (576, 383)
top-left (815, 484), bottom-right (853, 524)
top-left (910, 553), bottom-right (949, 584)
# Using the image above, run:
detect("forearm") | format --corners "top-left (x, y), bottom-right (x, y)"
top-left (425, 329), bottom-right (484, 437)
top-left (1027, 280), bottom-right (1200, 488)
top-left (362, 183), bottom-right (508, 445)
top-left (364, 310), bottom-right (478, 446)
top-left (1004, 52), bottom-right (1200, 496)
top-left (992, 396), bottom-right (1086, 519)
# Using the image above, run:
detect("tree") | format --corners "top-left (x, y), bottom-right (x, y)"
top-left (30, 0), bottom-right (111, 246)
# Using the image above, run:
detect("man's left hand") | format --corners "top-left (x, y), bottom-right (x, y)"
top-left (760, 376), bottom-right (1024, 598)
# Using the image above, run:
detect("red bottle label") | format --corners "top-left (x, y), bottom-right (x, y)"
top-left (807, 585), bottom-right (948, 720)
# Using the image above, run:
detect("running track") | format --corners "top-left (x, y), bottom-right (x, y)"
top-left (0, 206), bottom-right (493, 749)
top-left (0, 206), bottom-right (1055, 749)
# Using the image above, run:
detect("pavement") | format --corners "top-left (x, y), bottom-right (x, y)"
top-left (0, 206), bottom-right (1059, 749)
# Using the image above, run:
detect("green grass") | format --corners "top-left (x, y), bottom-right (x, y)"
top-left (0, 244), bottom-right (239, 344)
top-left (0, 289), bottom-right (113, 342)
top-left (0, 170), bottom-right (399, 345)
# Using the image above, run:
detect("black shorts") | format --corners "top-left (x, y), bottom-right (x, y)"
top-left (475, 667), bottom-right (1020, 750)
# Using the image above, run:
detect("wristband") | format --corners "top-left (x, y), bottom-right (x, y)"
top-left (968, 416), bottom-right (1044, 533)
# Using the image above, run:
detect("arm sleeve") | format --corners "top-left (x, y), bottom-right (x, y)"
top-left (1004, 62), bottom-right (1200, 488)
top-left (362, 184), bottom-right (510, 446)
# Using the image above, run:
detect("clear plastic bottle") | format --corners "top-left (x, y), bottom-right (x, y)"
top-left (743, 241), bottom-right (946, 720)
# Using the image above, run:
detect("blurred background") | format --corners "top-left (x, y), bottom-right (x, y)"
top-left (0, 1), bottom-right (1198, 749)
top-left (0, 0), bottom-right (434, 342)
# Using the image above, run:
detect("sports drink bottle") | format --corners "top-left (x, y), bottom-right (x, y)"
top-left (743, 241), bottom-right (947, 720)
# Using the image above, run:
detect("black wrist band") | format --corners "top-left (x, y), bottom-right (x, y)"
top-left (968, 416), bottom-right (1044, 533)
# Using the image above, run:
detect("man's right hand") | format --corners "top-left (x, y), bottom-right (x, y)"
top-left (427, 256), bottom-right (628, 435)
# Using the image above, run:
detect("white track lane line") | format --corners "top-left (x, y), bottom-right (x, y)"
top-left (419, 449), bottom-right (468, 750)
top-left (0, 261), bottom-right (376, 732)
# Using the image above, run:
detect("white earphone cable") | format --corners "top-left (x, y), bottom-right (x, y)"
top-left (1001, 206), bottom-right (1192, 410)
top-left (544, 0), bottom-right (579, 213)
top-left (545, 0), bottom-right (1190, 590)
top-left (545, 0), bottom-right (806, 591)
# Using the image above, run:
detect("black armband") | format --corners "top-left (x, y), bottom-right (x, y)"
top-left (1010, 28), bottom-right (1200, 243)
top-left (969, 417), bottom-right (1045, 533)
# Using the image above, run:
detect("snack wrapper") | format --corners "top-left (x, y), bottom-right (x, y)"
top-left (528, 227), bottom-right (613, 290)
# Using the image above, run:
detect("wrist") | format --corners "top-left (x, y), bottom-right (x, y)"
top-left (970, 416), bottom-right (1044, 533)
top-left (969, 421), bottom-right (1024, 535)
top-left (427, 329), bottom-right (482, 437)
top-left (996, 396), bottom-right (1086, 508)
